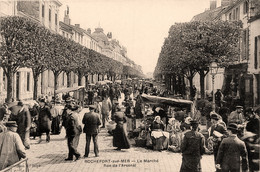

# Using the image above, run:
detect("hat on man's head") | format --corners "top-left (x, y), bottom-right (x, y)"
top-left (236, 105), bottom-right (243, 109)
top-left (67, 104), bottom-right (79, 111)
top-left (17, 101), bottom-right (23, 106)
top-left (227, 123), bottom-right (238, 131)
top-left (210, 113), bottom-right (220, 120)
top-left (6, 121), bottom-right (18, 127)
top-left (88, 105), bottom-right (96, 110)
top-left (38, 98), bottom-right (45, 103)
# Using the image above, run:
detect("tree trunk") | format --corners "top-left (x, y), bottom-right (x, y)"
top-left (78, 72), bottom-right (82, 86)
top-left (85, 75), bottom-right (88, 87)
top-left (33, 72), bottom-right (40, 100)
top-left (6, 69), bottom-right (14, 103)
top-left (188, 76), bottom-right (193, 100)
top-left (199, 70), bottom-right (207, 99)
top-left (172, 74), bottom-right (176, 94)
top-left (66, 71), bottom-right (71, 88)
top-left (54, 72), bottom-right (59, 99)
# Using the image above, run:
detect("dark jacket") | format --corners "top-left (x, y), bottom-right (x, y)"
top-left (38, 106), bottom-right (52, 132)
top-left (181, 130), bottom-right (206, 156)
top-left (66, 112), bottom-right (81, 137)
top-left (180, 130), bottom-right (206, 172)
top-left (246, 116), bottom-right (260, 135)
top-left (9, 106), bottom-right (31, 134)
top-left (216, 135), bottom-right (249, 171)
top-left (82, 111), bottom-right (101, 135)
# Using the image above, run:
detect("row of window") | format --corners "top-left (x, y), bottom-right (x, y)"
top-left (227, 1), bottom-right (249, 21)
top-left (42, 4), bottom-right (58, 26)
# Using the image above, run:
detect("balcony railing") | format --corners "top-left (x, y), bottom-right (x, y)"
top-left (1, 158), bottom-right (29, 172)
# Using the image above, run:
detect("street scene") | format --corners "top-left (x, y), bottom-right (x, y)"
top-left (0, 0), bottom-right (260, 172)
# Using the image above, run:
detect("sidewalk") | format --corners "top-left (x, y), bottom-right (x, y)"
top-left (23, 108), bottom-right (215, 172)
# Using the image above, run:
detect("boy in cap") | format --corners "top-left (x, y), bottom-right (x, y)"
top-left (0, 121), bottom-right (26, 170)
top-left (180, 120), bottom-right (206, 172)
top-left (216, 123), bottom-right (248, 172)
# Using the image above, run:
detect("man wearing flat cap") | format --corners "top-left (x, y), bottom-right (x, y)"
top-left (209, 113), bottom-right (228, 165)
top-left (228, 105), bottom-right (245, 125)
top-left (216, 123), bottom-right (248, 172)
top-left (82, 105), bottom-right (101, 158)
top-left (180, 120), bottom-right (206, 172)
top-left (0, 121), bottom-right (26, 170)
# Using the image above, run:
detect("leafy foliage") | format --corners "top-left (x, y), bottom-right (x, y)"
top-left (154, 20), bottom-right (242, 97)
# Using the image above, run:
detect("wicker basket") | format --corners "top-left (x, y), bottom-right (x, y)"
top-left (106, 121), bottom-right (116, 132)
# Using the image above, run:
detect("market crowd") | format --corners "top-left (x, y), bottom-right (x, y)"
top-left (0, 79), bottom-right (259, 172)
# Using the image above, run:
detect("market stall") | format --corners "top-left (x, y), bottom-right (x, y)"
top-left (133, 94), bottom-right (193, 150)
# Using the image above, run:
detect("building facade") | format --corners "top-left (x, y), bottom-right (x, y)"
top-left (192, 0), bottom-right (260, 106)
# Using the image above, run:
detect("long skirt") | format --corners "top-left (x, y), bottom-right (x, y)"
top-left (180, 155), bottom-right (202, 172)
top-left (113, 123), bottom-right (130, 149)
top-left (51, 116), bottom-right (61, 134)
top-left (151, 136), bottom-right (168, 151)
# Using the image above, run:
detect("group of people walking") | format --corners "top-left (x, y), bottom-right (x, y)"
top-left (0, 79), bottom-right (259, 172)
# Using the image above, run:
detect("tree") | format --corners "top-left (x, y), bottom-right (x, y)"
top-left (155, 21), bottom-right (241, 99)
top-left (0, 16), bottom-right (38, 102)
top-left (25, 26), bottom-right (51, 100)
top-left (46, 34), bottom-right (70, 97)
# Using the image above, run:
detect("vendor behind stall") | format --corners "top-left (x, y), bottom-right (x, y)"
top-left (149, 116), bottom-right (169, 151)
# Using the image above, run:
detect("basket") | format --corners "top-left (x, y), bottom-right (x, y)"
top-left (106, 121), bottom-right (116, 132)
top-left (135, 138), bottom-right (147, 147)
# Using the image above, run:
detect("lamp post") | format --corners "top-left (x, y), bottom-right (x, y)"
top-left (210, 62), bottom-right (218, 112)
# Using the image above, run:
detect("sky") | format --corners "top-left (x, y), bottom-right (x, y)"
top-left (59, 0), bottom-right (213, 74)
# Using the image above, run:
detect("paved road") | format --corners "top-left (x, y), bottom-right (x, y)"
top-left (21, 108), bottom-right (215, 172)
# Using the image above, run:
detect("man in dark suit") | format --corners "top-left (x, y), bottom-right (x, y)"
top-left (65, 105), bottom-right (81, 161)
top-left (82, 105), bottom-right (101, 158)
top-left (180, 120), bottom-right (206, 172)
top-left (216, 123), bottom-right (249, 172)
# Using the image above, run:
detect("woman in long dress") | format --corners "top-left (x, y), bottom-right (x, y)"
top-left (150, 116), bottom-right (168, 151)
top-left (112, 106), bottom-right (130, 150)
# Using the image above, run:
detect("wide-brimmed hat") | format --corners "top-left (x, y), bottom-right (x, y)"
top-left (65, 97), bottom-right (74, 102)
top-left (211, 113), bottom-right (220, 120)
top-left (6, 121), bottom-right (18, 127)
top-left (227, 123), bottom-right (238, 131)
top-left (241, 131), bottom-right (256, 140)
top-left (88, 105), bottom-right (96, 110)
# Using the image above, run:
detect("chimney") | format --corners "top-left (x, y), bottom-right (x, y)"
top-left (210, 0), bottom-right (217, 10)
top-left (64, 10), bottom-right (70, 25)
top-left (107, 32), bottom-right (112, 39)
top-left (75, 24), bottom-right (80, 28)
top-left (87, 28), bottom-right (91, 34)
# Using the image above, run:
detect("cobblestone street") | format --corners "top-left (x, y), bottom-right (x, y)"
top-left (22, 108), bottom-right (215, 172)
